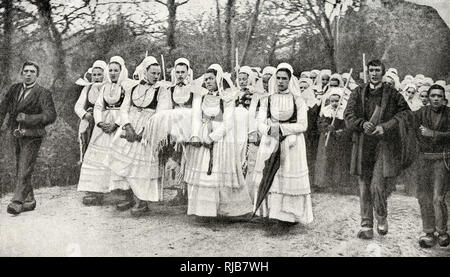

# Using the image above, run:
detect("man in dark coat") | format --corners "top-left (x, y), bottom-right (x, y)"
top-left (344, 59), bottom-right (410, 239)
top-left (0, 61), bottom-right (57, 215)
top-left (413, 84), bottom-right (450, 248)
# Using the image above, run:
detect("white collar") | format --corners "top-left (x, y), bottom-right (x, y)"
top-left (369, 82), bottom-right (382, 90)
top-left (23, 81), bottom-right (37, 89)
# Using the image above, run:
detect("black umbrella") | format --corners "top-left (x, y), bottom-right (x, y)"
top-left (250, 135), bottom-right (286, 219)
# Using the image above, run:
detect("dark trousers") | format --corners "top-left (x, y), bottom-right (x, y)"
top-left (416, 154), bottom-right (449, 234)
top-left (359, 152), bottom-right (389, 228)
top-left (11, 136), bottom-right (42, 204)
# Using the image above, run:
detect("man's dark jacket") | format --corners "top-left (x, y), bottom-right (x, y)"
top-left (344, 83), bottom-right (411, 178)
top-left (0, 83), bottom-right (57, 136)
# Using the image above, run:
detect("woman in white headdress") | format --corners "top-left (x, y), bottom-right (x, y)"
top-left (298, 77), bottom-right (313, 93)
top-left (314, 87), bottom-right (353, 190)
top-left (298, 76), bottom-right (321, 189)
top-left (414, 75), bottom-right (425, 87)
top-left (77, 56), bottom-right (131, 206)
top-left (300, 71), bottom-right (310, 79)
top-left (321, 73), bottom-right (343, 107)
top-left (244, 66), bottom-right (275, 202)
top-left (319, 73), bottom-right (353, 119)
top-left (342, 72), bottom-right (358, 91)
top-left (309, 69), bottom-right (320, 84)
top-left (403, 83), bottom-right (422, 111)
top-left (74, 60), bottom-right (109, 163)
top-left (386, 68), bottom-right (398, 77)
top-left (74, 60), bottom-right (109, 205)
top-left (423, 77), bottom-right (434, 87)
top-left (184, 64), bottom-right (253, 218)
top-left (445, 85), bottom-right (450, 107)
top-left (107, 56), bottom-right (171, 215)
top-left (159, 57), bottom-right (197, 205)
top-left (235, 65), bottom-right (260, 177)
top-left (252, 63), bottom-right (313, 225)
top-left (383, 70), bottom-right (400, 91)
top-left (418, 85), bottom-right (430, 107)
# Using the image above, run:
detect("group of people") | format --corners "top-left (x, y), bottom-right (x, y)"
top-left (73, 55), bottom-right (313, 226)
top-left (1, 56), bottom-right (448, 250)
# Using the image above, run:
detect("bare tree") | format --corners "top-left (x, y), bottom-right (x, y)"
top-left (27, 0), bottom-right (92, 86)
top-left (240, 0), bottom-right (263, 65)
top-left (269, 0), bottom-right (360, 72)
top-left (154, 0), bottom-right (190, 52)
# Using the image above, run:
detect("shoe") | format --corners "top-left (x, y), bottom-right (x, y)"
top-left (377, 219), bottom-right (388, 236)
top-left (130, 201), bottom-right (149, 217)
top-left (437, 233), bottom-right (450, 247)
top-left (116, 199), bottom-right (135, 211)
top-left (357, 227), bottom-right (374, 240)
top-left (82, 195), bottom-right (103, 206)
top-left (7, 202), bottom-right (23, 215)
top-left (22, 200), bottom-right (37, 212)
top-left (419, 233), bottom-right (437, 248)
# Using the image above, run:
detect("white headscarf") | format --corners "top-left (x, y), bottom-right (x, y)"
top-left (313, 69), bottom-right (331, 92)
top-left (418, 85), bottom-right (430, 94)
top-left (329, 73), bottom-right (344, 87)
top-left (404, 83), bottom-right (417, 91)
top-left (108, 56), bottom-right (129, 85)
top-left (404, 75), bottom-right (414, 82)
top-left (422, 77), bottom-right (434, 86)
top-left (341, 72), bottom-right (358, 90)
top-left (383, 70), bottom-right (400, 90)
top-left (300, 71), bottom-right (311, 79)
top-left (321, 87), bottom-right (345, 120)
top-left (254, 66), bottom-right (276, 93)
top-left (299, 77), bottom-right (313, 87)
top-left (387, 68), bottom-right (398, 76)
top-left (171, 57), bottom-right (193, 85)
top-left (321, 69), bottom-right (332, 78)
top-left (268, 63), bottom-right (298, 95)
top-left (133, 56), bottom-right (159, 82)
top-left (75, 60), bottom-right (109, 86)
top-left (435, 80), bottom-right (446, 87)
top-left (237, 65), bottom-right (257, 88)
top-left (251, 67), bottom-right (262, 79)
top-left (445, 85), bottom-right (450, 93)
top-left (203, 64), bottom-right (236, 97)
top-left (262, 66), bottom-right (276, 77)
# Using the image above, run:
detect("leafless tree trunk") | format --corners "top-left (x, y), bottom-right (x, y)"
top-left (268, 37), bottom-right (278, 65)
top-left (167, 0), bottom-right (177, 52)
top-left (224, 0), bottom-right (236, 72)
top-left (34, 0), bottom-right (67, 86)
top-left (240, 0), bottom-right (262, 65)
top-left (155, 0), bottom-right (190, 53)
top-left (1, 0), bottom-right (14, 87)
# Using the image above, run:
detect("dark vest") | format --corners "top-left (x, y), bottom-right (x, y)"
top-left (170, 86), bottom-right (193, 109)
top-left (130, 85), bottom-right (160, 110)
top-left (202, 95), bottom-right (224, 122)
top-left (103, 85), bottom-right (125, 109)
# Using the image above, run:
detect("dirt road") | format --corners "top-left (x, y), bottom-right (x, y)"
top-left (1, 186), bottom-right (449, 257)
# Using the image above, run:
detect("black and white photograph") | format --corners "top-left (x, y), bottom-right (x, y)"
top-left (0, 0), bottom-right (449, 260)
